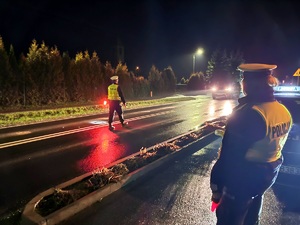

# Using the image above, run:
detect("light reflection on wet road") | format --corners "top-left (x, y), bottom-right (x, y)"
top-left (2, 94), bottom-right (300, 224)
top-left (77, 97), bottom-right (237, 172)
top-left (1, 94), bottom-right (239, 216)
top-left (78, 129), bottom-right (126, 172)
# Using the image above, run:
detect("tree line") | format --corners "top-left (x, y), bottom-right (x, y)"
top-left (0, 36), bottom-right (244, 109)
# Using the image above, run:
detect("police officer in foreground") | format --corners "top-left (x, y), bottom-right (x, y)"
top-left (210, 63), bottom-right (293, 225)
top-left (107, 76), bottom-right (128, 131)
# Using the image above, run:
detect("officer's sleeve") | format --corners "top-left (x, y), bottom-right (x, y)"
top-left (210, 108), bottom-right (266, 192)
top-left (221, 109), bottom-right (266, 161)
top-left (117, 86), bottom-right (126, 104)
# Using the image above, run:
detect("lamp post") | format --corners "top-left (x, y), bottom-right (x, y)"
top-left (135, 66), bottom-right (140, 76)
top-left (192, 48), bottom-right (204, 74)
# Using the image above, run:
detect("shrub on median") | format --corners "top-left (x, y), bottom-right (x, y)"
top-left (34, 121), bottom-right (225, 217)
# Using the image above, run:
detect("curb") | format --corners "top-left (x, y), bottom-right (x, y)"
top-left (21, 124), bottom-right (222, 225)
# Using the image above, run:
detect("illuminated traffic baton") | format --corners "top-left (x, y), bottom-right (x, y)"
top-left (211, 201), bottom-right (220, 212)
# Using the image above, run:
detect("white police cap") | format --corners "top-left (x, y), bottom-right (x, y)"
top-left (238, 63), bottom-right (277, 72)
top-left (110, 76), bottom-right (118, 81)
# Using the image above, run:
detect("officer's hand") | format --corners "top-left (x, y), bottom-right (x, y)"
top-left (210, 183), bottom-right (222, 203)
top-left (211, 191), bottom-right (222, 203)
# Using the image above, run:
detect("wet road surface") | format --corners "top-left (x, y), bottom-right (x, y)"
top-left (59, 139), bottom-right (300, 225)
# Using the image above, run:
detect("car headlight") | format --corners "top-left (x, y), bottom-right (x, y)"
top-left (225, 87), bottom-right (232, 92)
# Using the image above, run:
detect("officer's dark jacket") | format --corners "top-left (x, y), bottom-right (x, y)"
top-left (210, 91), bottom-right (292, 197)
top-left (108, 84), bottom-right (126, 104)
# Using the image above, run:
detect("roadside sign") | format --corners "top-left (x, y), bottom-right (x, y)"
top-left (293, 68), bottom-right (300, 76)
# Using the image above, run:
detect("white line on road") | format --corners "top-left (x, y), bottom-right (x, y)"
top-left (0, 110), bottom-right (175, 149)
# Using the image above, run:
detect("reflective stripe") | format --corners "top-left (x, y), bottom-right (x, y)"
top-left (108, 84), bottom-right (120, 100)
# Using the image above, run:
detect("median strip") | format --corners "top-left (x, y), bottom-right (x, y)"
top-left (20, 117), bottom-right (225, 225)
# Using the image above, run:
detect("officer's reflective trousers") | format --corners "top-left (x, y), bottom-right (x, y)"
top-left (215, 159), bottom-right (282, 225)
top-left (108, 100), bottom-right (124, 125)
top-left (216, 192), bottom-right (263, 225)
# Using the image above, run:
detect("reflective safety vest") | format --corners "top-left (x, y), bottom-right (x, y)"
top-left (245, 101), bottom-right (292, 163)
top-left (108, 84), bottom-right (120, 101)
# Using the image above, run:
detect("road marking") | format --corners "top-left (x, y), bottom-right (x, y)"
top-left (0, 110), bottom-right (175, 149)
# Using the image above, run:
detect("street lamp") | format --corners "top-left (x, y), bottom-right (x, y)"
top-left (192, 48), bottom-right (204, 73)
top-left (135, 66), bottom-right (140, 76)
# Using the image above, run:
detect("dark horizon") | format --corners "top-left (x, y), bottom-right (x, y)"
top-left (1, 0), bottom-right (300, 79)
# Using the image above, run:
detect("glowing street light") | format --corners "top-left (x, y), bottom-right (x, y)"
top-left (135, 66), bottom-right (140, 76)
top-left (192, 48), bottom-right (204, 73)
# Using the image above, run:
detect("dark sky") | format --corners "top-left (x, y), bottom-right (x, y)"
top-left (1, 0), bottom-right (300, 78)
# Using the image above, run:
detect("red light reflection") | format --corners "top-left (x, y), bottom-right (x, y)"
top-left (97, 97), bottom-right (108, 108)
top-left (78, 128), bottom-right (126, 172)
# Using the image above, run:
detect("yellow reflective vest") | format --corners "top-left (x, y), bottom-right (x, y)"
top-left (108, 84), bottom-right (120, 101)
top-left (245, 101), bottom-right (292, 163)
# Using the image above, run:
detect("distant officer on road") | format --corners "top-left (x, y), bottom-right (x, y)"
top-left (107, 76), bottom-right (128, 131)
top-left (210, 63), bottom-right (293, 225)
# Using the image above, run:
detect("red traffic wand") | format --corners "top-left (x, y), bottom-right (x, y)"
top-left (211, 201), bottom-right (220, 212)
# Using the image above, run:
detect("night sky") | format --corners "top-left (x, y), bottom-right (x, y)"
top-left (1, 0), bottom-right (300, 78)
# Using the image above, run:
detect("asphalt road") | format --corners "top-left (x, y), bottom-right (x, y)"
top-left (1, 93), bottom-right (300, 224)
top-left (59, 138), bottom-right (300, 225)
top-left (0, 93), bottom-right (234, 216)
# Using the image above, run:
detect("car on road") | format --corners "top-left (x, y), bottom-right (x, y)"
top-left (273, 85), bottom-right (300, 98)
top-left (274, 86), bottom-right (300, 187)
top-left (210, 82), bottom-right (241, 100)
